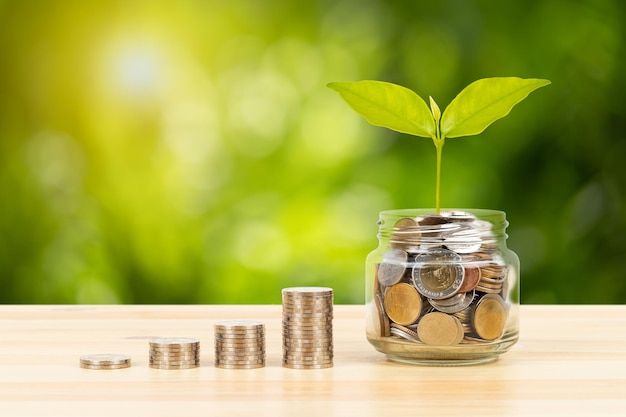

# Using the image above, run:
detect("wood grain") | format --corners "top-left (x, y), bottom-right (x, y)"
top-left (0, 305), bottom-right (625, 416)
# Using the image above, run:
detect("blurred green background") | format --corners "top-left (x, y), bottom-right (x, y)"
top-left (0, 0), bottom-right (624, 304)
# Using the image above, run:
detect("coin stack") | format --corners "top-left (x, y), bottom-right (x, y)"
top-left (282, 287), bottom-right (333, 369)
top-left (79, 354), bottom-right (131, 370)
top-left (214, 320), bottom-right (265, 369)
top-left (149, 337), bottom-right (200, 369)
top-left (375, 211), bottom-right (510, 346)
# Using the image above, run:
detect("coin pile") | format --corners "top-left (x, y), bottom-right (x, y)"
top-left (375, 211), bottom-right (510, 346)
top-left (214, 320), bottom-right (265, 369)
top-left (79, 353), bottom-right (131, 370)
top-left (282, 287), bottom-right (333, 369)
top-left (149, 337), bottom-right (200, 369)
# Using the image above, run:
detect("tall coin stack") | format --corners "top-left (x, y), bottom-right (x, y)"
top-left (282, 287), bottom-right (333, 369)
top-left (214, 320), bottom-right (265, 369)
top-left (149, 337), bottom-right (200, 369)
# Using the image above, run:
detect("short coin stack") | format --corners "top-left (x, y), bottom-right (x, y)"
top-left (214, 320), bottom-right (265, 369)
top-left (149, 337), bottom-right (200, 369)
top-left (282, 287), bottom-right (333, 369)
top-left (79, 354), bottom-right (131, 370)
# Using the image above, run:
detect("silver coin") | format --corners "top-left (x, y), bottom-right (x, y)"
top-left (282, 360), bottom-right (333, 367)
top-left (215, 363), bottom-right (264, 369)
top-left (389, 327), bottom-right (421, 342)
top-left (80, 363), bottom-right (130, 371)
top-left (215, 320), bottom-right (263, 327)
top-left (149, 345), bottom-right (200, 351)
top-left (149, 337), bottom-right (200, 347)
top-left (149, 364), bottom-right (199, 370)
top-left (428, 290), bottom-right (475, 313)
top-left (377, 249), bottom-right (409, 287)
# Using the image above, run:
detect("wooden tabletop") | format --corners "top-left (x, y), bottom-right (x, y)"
top-left (1, 304), bottom-right (625, 416)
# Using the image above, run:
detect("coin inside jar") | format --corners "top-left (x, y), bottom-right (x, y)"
top-left (377, 249), bottom-right (408, 287)
top-left (412, 249), bottom-right (464, 300)
top-left (417, 312), bottom-right (464, 346)
top-left (390, 217), bottom-right (421, 251)
top-left (473, 294), bottom-right (507, 340)
top-left (457, 264), bottom-right (481, 292)
top-left (383, 282), bottom-right (422, 325)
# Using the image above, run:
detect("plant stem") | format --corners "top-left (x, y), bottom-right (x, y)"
top-left (434, 139), bottom-right (444, 215)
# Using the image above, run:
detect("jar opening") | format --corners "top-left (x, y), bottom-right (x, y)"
top-left (377, 209), bottom-right (508, 254)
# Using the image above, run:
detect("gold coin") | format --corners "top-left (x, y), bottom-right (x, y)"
top-left (375, 293), bottom-right (390, 337)
top-left (383, 282), bottom-right (422, 325)
top-left (473, 294), bottom-right (507, 340)
top-left (416, 312), bottom-right (463, 346)
top-left (390, 217), bottom-right (421, 250)
top-left (394, 217), bottom-right (418, 228)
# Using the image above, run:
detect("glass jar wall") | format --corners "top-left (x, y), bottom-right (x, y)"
top-left (365, 209), bottom-right (520, 366)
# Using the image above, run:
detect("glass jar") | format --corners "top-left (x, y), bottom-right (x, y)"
top-left (365, 209), bottom-right (520, 366)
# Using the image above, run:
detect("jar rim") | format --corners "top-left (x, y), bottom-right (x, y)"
top-left (379, 208), bottom-right (506, 218)
top-left (377, 208), bottom-right (509, 247)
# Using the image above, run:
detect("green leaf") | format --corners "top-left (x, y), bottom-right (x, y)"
top-left (440, 77), bottom-right (551, 138)
top-left (327, 80), bottom-right (436, 138)
top-left (429, 96), bottom-right (441, 124)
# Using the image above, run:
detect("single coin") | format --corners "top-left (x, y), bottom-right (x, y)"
top-left (375, 293), bottom-right (391, 337)
top-left (283, 319), bottom-right (332, 326)
top-left (453, 316), bottom-right (465, 344)
top-left (417, 312), bottom-right (463, 346)
top-left (428, 290), bottom-right (475, 314)
top-left (283, 356), bottom-right (334, 363)
top-left (283, 338), bottom-right (332, 344)
top-left (282, 287), bottom-right (333, 295)
top-left (216, 354), bottom-right (265, 361)
top-left (80, 354), bottom-right (131, 366)
top-left (389, 326), bottom-right (420, 342)
top-left (150, 353), bottom-right (200, 360)
top-left (215, 320), bottom-right (263, 328)
top-left (216, 349), bottom-right (264, 355)
top-left (215, 329), bottom-right (266, 335)
top-left (282, 362), bottom-right (333, 368)
top-left (79, 363), bottom-right (131, 370)
top-left (458, 265), bottom-right (481, 292)
top-left (216, 361), bottom-right (265, 367)
top-left (473, 294), bottom-right (507, 340)
top-left (215, 363), bottom-right (265, 369)
top-left (383, 282), bottom-right (422, 325)
top-left (394, 217), bottom-right (419, 229)
top-left (390, 323), bottom-right (420, 339)
top-left (149, 344), bottom-right (200, 350)
top-left (282, 298), bottom-right (333, 306)
top-left (149, 359), bottom-right (199, 364)
top-left (377, 249), bottom-right (409, 287)
top-left (149, 364), bottom-right (199, 370)
top-left (412, 249), bottom-right (464, 300)
top-left (149, 337), bottom-right (199, 347)
top-left (282, 315), bottom-right (333, 322)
